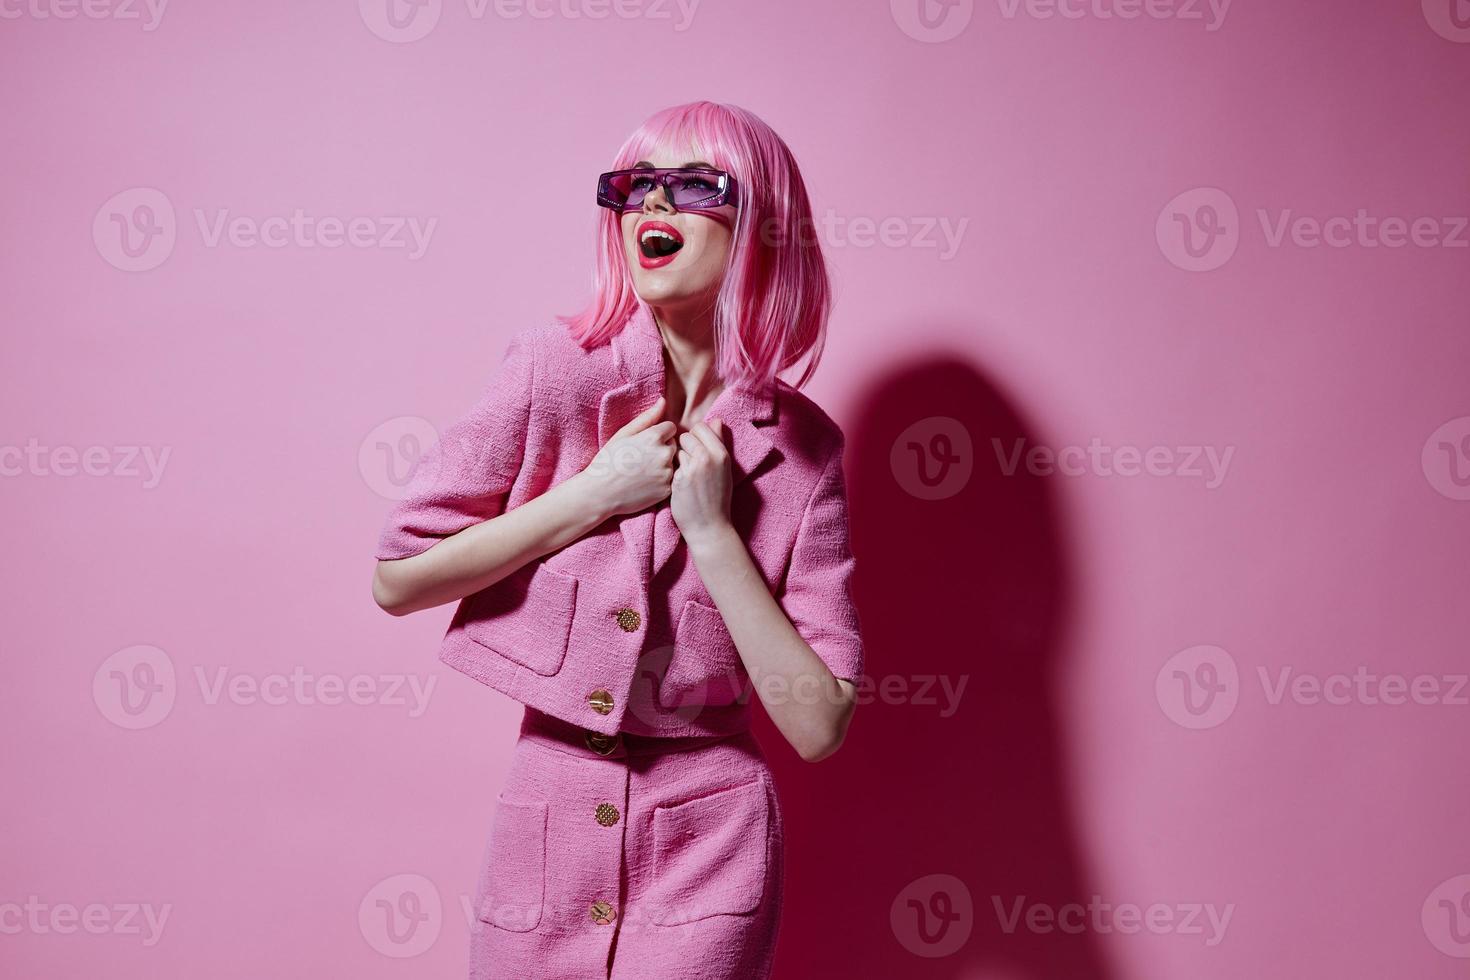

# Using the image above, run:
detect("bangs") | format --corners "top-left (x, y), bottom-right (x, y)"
top-left (616, 107), bottom-right (735, 177)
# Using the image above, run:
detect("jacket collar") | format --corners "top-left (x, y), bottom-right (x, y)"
top-left (597, 303), bottom-right (779, 582)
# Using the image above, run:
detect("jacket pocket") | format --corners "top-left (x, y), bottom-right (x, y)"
top-left (475, 795), bottom-right (547, 933)
top-left (462, 562), bottom-right (579, 677)
top-left (658, 599), bottom-right (750, 710)
top-left (650, 777), bottom-right (770, 926)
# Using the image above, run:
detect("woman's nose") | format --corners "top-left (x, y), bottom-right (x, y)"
top-left (641, 182), bottom-right (675, 214)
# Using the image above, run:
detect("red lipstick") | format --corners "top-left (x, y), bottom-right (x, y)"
top-left (637, 220), bottom-right (685, 270)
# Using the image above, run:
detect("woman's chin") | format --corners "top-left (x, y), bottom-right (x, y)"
top-left (632, 275), bottom-right (718, 309)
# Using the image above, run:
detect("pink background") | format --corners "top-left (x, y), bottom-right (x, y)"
top-left (4, 0), bottom-right (1469, 977)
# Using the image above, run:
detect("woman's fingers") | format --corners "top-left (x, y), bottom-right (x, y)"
top-left (688, 420), bottom-right (727, 458)
top-left (640, 420), bottom-right (677, 447)
top-left (678, 430), bottom-right (708, 460)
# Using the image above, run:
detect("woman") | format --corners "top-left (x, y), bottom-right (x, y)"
top-left (372, 100), bottom-right (864, 979)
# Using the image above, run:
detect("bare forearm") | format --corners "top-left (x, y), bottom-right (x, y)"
top-left (374, 397), bottom-right (677, 617)
top-left (687, 525), bottom-right (856, 762)
top-left (373, 472), bottom-right (609, 616)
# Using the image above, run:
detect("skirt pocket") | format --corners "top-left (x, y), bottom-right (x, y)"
top-left (649, 776), bottom-right (770, 926)
top-left (475, 794), bottom-right (548, 933)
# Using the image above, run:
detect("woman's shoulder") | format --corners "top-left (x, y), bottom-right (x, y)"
top-left (505, 318), bottom-right (598, 357)
top-left (771, 379), bottom-right (846, 462)
top-left (504, 318), bottom-right (618, 380)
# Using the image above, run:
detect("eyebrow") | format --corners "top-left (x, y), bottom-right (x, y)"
top-left (632, 160), bottom-right (716, 170)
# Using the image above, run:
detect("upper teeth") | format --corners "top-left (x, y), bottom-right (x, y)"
top-left (641, 228), bottom-right (679, 244)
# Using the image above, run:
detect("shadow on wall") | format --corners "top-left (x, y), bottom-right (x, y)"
top-left (756, 341), bottom-right (1113, 980)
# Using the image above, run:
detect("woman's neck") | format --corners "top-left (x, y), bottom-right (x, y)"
top-left (651, 305), bottom-right (724, 430)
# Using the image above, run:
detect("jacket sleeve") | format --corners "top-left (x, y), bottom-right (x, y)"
top-left (374, 330), bottom-right (535, 561)
top-left (776, 440), bottom-right (865, 684)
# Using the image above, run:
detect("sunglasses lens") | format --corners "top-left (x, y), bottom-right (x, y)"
top-left (600, 170), bottom-right (730, 211)
top-left (602, 172), bottom-right (657, 210)
top-left (599, 173), bottom-right (627, 208)
top-left (669, 172), bottom-right (725, 208)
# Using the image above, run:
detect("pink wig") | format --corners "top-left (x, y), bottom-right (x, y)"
top-left (557, 101), bottom-right (832, 391)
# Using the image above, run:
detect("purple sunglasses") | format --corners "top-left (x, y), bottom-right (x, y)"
top-left (596, 167), bottom-right (740, 213)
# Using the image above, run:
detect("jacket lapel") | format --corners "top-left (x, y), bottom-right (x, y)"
top-left (649, 370), bottom-right (779, 580)
top-left (597, 305), bottom-right (780, 584)
top-left (599, 307), bottom-right (662, 584)
top-left (712, 383), bottom-right (779, 486)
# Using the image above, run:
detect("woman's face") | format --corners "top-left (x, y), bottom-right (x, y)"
top-left (619, 148), bottom-right (737, 314)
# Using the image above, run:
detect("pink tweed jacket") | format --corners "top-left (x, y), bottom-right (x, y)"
top-left (375, 305), bottom-right (863, 737)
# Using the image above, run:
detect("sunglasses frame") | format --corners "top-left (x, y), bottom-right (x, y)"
top-left (596, 167), bottom-right (741, 213)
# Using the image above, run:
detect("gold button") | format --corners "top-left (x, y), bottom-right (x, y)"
top-left (614, 608), bottom-right (641, 632)
top-left (587, 689), bottom-right (614, 715)
top-left (595, 803), bottom-right (620, 827)
top-left (584, 730), bottom-right (619, 756)
top-left (590, 900), bottom-right (616, 925)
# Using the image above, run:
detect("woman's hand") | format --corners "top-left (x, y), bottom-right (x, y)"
top-left (575, 395), bottom-right (677, 520)
top-left (375, 397), bottom-right (675, 617)
top-left (671, 417), bottom-right (858, 762)
top-left (670, 418), bottom-right (734, 550)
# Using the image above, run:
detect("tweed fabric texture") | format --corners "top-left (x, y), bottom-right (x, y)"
top-left (375, 305), bottom-right (864, 737)
top-left (468, 707), bottom-right (784, 979)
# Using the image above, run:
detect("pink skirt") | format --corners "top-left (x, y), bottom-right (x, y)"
top-left (468, 707), bottom-right (784, 980)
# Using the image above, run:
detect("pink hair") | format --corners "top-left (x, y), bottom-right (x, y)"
top-left (556, 101), bottom-right (832, 391)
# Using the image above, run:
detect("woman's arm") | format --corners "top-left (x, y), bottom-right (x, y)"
top-left (671, 419), bottom-right (860, 763)
top-left (374, 396), bottom-right (676, 616)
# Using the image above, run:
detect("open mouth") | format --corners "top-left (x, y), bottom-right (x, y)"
top-left (639, 221), bottom-right (685, 260)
